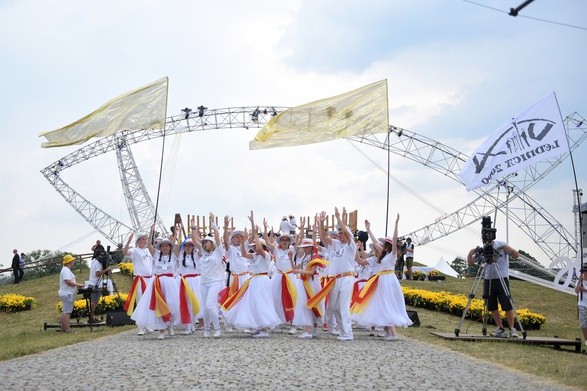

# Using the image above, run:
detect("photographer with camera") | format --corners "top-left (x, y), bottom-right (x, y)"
top-left (575, 267), bottom-right (587, 348)
top-left (467, 217), bottom-right (519, 338)
top-left (87, 250), bottom-right (112, 323)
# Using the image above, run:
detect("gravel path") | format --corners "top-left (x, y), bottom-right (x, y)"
top-left (0, 327), bottom-right (577, 390)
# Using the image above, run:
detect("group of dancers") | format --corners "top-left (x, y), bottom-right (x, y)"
top-left (123, 208), bottom-right (413, 340)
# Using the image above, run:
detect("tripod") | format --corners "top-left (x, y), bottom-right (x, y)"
top-left (455, 259), bottom-right (527, 340)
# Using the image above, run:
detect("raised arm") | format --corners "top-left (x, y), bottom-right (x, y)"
top-left (318, 211), bottom-right (331, 247)
top-left (392, 213), bottom-right (399, 255)
top-left (123, 232), bottom-right (134, 256)
top-left (147, 224), bottom-right (156, 256)
top-left (222, 215), bottom-right (231, 251)
top-left (335, 207), bottom-right (352, 243)
top-left (191, 217), bottom-right (203, 253)
top-left (365, 219), bottom-right (382, 253)
top-left (210, 213), bottom-right (222, 247)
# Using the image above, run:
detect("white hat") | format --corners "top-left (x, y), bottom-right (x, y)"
top-left (378, 236), bottom-right (394, 244)
top-left (299, 238), bottom-right (314, 248)
top-left (279, 233), bottom-right (292, 241)
top-left (201, 235), bottom-right (215, 243)
top-left (230, 230), bottom-right (244, 240)
top-left (155, 238), bottom-right (175, 251)
top-left (135, 232), bottom-right (148, 244)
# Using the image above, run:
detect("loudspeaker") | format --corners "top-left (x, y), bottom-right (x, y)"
top-left (407, 310), bottom-right (420, 327)
top-left (106, 311), bottom-right (135, 326)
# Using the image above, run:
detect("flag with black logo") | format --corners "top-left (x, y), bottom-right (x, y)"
top-left (459, 92), bottom-right (570, 191)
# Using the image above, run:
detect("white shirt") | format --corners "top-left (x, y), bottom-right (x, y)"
top-left (152, 251), bottom-right (178, 275)
top-left (226, 245), bottom-right (249, 274)
top-left (328, 227), bottom-right (357, 275)
top-left (198, 246), bottom-right (226, 284)
top-left (128, 247), bottom-right (153, 277)
top-left (88, 258), bottom-right (104, 287)
top-left (59, 267), bottom-right (77, 295)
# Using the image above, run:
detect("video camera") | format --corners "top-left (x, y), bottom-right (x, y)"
top-left (96, 250), bottom-right (113, 272)
top-left (474, 216), bottom-right (497, 264)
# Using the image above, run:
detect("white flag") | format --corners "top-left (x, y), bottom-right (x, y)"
top-left (459, 92), bottom-right (570, 191)
top-left (39, 77), bottom-right (168, 148)
top-left (249, 80), bottom-right (389, 150)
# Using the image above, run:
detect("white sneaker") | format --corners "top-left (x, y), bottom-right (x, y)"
top-left (137, 329), bottom-right (146, 336)
top-left (213, 330), bottom-right (222, 338)
top-left (242, 328), bottom-right (251, 333)
top-left (145, 328), bottom-right (154, 334)
top-left (491, 326), bottom-right (507, 338)
top-left (179, 329), bottom-right (192, 335)
top-left (312, 328), bottom-right (319, 338)
top-left (252, 331), bottom-right (269, 338)
top-left (509, 328), bottom-right (519, 338)
top-left (336, 335), bottom-right (353, 341)
top-left (225, 326), bottom-right (234, 333)
top-left (289, 327), bottom-right (297, 335)
top-left (384, 334), bottom-right (399, 341)
top-left (298, 332), bottom-right (313, 339)
top-left (157, 332), bottom-right (165, 340)
top-left (203, 330), bottom-right (210, 338)
top-left (329, 329), bottom-right (340, 336)
top-left (168, 326), bottom-right (175, 336)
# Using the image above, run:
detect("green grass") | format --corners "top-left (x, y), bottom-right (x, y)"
top-left (1, 271), bottom-right (586, 389)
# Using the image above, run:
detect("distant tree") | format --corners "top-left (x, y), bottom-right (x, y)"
top-left (518, 249), bottom-right (541, 264)
top-left (451, 257), bottom-right (467, 274)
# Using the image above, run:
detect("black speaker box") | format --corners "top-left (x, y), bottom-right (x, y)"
top-left (407, 310), bottom-right (420, 327)
top-left (106, 311), bottom-right (135, 326)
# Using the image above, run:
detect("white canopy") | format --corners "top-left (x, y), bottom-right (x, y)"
top-left (431, 257), bottom-right (459, 278)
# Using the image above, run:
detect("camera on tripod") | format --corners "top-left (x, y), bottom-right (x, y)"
top-left (474, 216), bottom-right (497, 264)
top-left (96, 250), bottom-right (113, 272)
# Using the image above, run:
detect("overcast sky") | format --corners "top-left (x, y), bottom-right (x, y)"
top-left (1, 0), bottom-right (586, 269)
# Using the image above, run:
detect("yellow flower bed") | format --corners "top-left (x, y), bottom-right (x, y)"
top-left (56, 292), bottom-right (129, 317)
top-left (118, 262), bottom-right (133, 276)
top-left (0, 293), bottom-right (36, 312)
top-left (401, 286), bottom-right (546, 330)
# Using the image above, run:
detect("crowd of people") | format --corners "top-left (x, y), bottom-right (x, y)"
top-left (70, 208), bottom-right (414, 341)
top-left (57, 208), bottom-right (573, 345)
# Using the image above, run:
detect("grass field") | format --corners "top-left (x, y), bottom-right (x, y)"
top-left (1, 270), bottom-right (586, 389)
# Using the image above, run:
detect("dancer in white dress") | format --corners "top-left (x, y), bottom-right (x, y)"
top-left (122, 231), bottom-right (153, 335)
top-left (351, 215), bottom-right (413, 340)
top-left (292, 238), bottom-right (329, 339)
top-left (269, 233), bottom-right (297, 328)
top-left (131, 226), bottom-right (182, 340)
top-left (177, 236), bottom-right (202, 334)
top-left (191, 214), bottom-right (225, 338)
top-left (222, 211), bottom-right (281, 337)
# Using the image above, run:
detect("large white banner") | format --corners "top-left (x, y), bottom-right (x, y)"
top-left (39, 77), bottom-right (168, 148)
top-left (249, 80), bottom-right (389, 150)
top-left (459, 92), bottom-right (570, 191)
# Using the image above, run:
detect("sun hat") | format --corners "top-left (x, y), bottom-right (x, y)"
top-left (155, 238), bottom-right (175, 251)
top-left (135, 232), bottom-right (148, 244)
top-left (62, 254), bottom-right (76, 264)
top-left (378, 236), bottom-right (394, 244)
top-left (279, 233), bottom-right (292, 241)
top-left (230, 230), bottom-right (244, 240)
top-left (201, 235), bottom-right (215, 243)
top-left (299, 238), bottom-right (314, 248)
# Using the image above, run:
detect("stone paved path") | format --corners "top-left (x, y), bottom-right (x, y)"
top-left (0, 328), bottom-right (577, 390)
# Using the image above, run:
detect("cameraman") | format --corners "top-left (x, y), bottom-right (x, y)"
top-left (467, 239), bottom-right (519, 338)
top-left (88, 251), bottom-right (111, 322)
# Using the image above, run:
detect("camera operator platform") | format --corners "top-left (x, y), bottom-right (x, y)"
top-left (455, 216), bottom-right (527, 340)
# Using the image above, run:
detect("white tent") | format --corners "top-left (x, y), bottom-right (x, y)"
top-left (431, 257), bottom-right (459, 278)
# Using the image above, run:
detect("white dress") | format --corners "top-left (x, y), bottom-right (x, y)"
top-left (131, 252), bottom-right (181, 330)
top-left (222, 252), bottom-right (281, 330)
top-left (178, 251), bottom-right (203, 321)
top-left (351, 252), bottom-right (413, 328)
top-left (292, 254), bottom-right (324, 327)
top-left (270, 247), bottom-right (297, 324)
